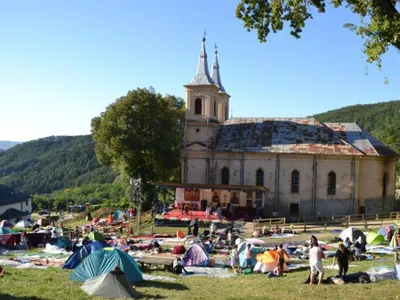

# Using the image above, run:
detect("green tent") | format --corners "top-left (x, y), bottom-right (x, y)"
top-left (88, 231), bottom-right (105, 242)
top-left (366, 232), bottom-right (384, 245)
top-left (70, 248), bottom-right (142, 284)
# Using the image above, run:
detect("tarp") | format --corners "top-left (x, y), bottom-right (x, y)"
top-left (366, 232), bottom-right (384, 245)
top-left (113, 210), bottom-right (124, 221)
top-left (340, 227), bottom-right (366, 243)
top-left (63, 241), bottom-right (109, 269)
top-left (81, 271), bottom-right (139, 298)
top-left (0, 220), bottom-right (13, 228)
top-left (88, 231), bottom-right (105, 242)
top-left (14, 220), bottom-right (32, 229)
top-left (181, 244), bottom-right (209, 267)
top-left (70, 248), bottom-right (142, 284)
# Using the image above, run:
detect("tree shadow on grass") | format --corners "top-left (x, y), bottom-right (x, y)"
top-left (137, 280), bottom-right (188, 291)
top-left (137, 293), bottom-right (168, 300)
top-left (0, 294), bottom-right (45, 300)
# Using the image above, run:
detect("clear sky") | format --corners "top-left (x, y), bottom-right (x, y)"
top-left (0, 1), bottom-right (399, 141)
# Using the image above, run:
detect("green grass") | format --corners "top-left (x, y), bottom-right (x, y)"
top-left (0, 259), bottom-right (398, 300)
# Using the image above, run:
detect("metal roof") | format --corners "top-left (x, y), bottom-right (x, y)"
top-left (190, 38), bottom-right (214, 85)
top-left (152, 182), bottom-right (269, 191)
top-left (0, 185), bottom-right (28, 206)
top-left (213, 117), bottom-right (396, 157)
top-left (0, 208), bottom-right (30, 220)
top-left (211, 49), bottom-right (226, 92)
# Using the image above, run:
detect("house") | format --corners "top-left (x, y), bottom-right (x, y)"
top-left (0, 185), bottom-right (31, 223)
top-left (179, 37), bottom-right (398, 218)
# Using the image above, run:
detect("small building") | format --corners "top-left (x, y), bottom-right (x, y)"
top-left (0, 185), bottom-right (31, 223)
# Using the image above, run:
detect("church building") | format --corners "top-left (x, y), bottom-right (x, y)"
top-left (178, 37), bottom-right (398, 219)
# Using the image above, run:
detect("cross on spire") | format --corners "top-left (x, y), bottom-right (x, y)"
top-left (203, 29), bottom-right (207, 41)
top-left (214, 43), bottom-right (218, 54)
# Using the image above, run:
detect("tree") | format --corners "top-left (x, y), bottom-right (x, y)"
top-left (236, 0), bottom-right (400, 67)
top-left (91, 87), bottom-right (184, 205)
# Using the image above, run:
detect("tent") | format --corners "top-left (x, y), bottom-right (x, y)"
top-left (340, 227), bottom-right (366, 243)
top-left (113, 210), bottom-right (124, 221)
top-left (56, 237), bottom-right (72, 249)
top-left (0, 227), bottom-right (15, 235)
top-left (64, 241), bottom-right (109, 269)
top-left (254, 250), bottom-right (289, 273)
top-left (366, 232), bottom-right (384, 245)
top-left (14, 220), bottom-right (32, 229)
top-left (0, 220), bottom-right (13, 228)
top-left (238, 242), bottom-right (264, 268)
top-left (35, 218), bottom-right (50, 226)
top-left (390, 234), bottom-right (398, 249)
top-left (377, 225), bottom-right (395, 238)
top-left (38, 210), bottom-right (50, 215)
top-left (176, 230), bottom-right (185, 239)
top-left (70, 248), bottom-right (142, 284)
top-left (181, 244), bottom-right (209, 267)
top-left (88, 231), bottom-right (105, 242)
top-left (81, 271), bottom-right (139, 298)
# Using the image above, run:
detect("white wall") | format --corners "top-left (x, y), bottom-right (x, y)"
top-left (0, 199), bottom-right (32, 222)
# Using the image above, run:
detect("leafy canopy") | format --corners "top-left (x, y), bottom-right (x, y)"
top-left (91, 87), bottom-right (184, 189)
top-left (236, 0), bottom-right (400, 67)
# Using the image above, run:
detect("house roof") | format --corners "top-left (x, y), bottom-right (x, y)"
top-left (0, 185), bottom-right (29, 206)
top-left (213, 117), bottom-right (397, 157)
top-left (0, 208), bottom-right (30, 220)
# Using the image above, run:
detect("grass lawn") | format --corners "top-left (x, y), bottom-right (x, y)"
top-left (0, 256), bottom-right (398, 300)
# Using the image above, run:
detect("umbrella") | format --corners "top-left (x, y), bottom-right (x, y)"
top-left (88, 231), bottom-right (105, 242)
top-left (190, 219), bottom-right (199, 226)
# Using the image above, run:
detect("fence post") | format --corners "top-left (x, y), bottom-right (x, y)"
top-left (303, 222), bottom-right (306, 233)
top-left (376, 214), bottom-right (379, 220)
top-left (324, 222), bottom-right (327, 231)
top-left (346, 220), bottom-right (349, 228)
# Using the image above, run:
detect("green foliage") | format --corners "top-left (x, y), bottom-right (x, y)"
top-left (236, 0), bottom-right (400, 67)
top-left (91, 87), bottom-right (184, 206)
top-left (314, 100), bottom-right (400, 172)
top-left (0, 135), bottom-right (117, 194)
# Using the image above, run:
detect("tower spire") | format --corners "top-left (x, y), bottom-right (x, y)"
top-left (190, 32), bottom-right (214, 85)
top-left (211, 44), bottom-right (226, 93)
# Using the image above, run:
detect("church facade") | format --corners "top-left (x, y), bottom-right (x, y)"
top-left (179, 37), bottom-right (398, 218)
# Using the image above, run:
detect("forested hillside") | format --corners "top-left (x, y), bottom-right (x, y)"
top-left (0, 135), bottom-right (117, 195)
top-left (314, 100), bottom-right (400, 155)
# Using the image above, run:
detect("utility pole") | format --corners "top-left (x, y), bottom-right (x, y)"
top-left (130, 176), bottom-right (142, 236)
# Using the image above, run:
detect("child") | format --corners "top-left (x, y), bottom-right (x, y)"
top-left (231, 245), bottom-right (240, 273)
top-left (245, 244), bottom-right (252, 268)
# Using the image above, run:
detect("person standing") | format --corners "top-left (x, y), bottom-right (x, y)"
top-left (276, 244), bottom-right (288, 277)
top-left (231, 244), bottom-right (240, 273)
top-left (245, 244), bottom-right (252, 268)
top-left (193, 220), bottom-right (199, 237)
top-left (332, 243), bottom-right (350, 277)
top-left (205, 205), bottom-right (211, 220)
top-left (309, 240), bottom-right (325, 285)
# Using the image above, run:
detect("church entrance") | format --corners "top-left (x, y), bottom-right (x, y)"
top-left (289, 203), bottom-right (299, 217)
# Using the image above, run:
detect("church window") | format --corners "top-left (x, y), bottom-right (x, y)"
top-left (221, 167), bottom-right (229, 185)
top-left (382, 172), bottom-right (388, 197)
top-left (225, 105), bottom-right (228, 121)
top-left (255, 168), bottom-right (264, 199)
top-left (291, 170), bottom-right (300, 193)
top-left (213, 100), bottom-right (217, 117)
top-left (195, 98), bottom-right (202, 115)
top-left (327, 171), bottom-right (336, 195)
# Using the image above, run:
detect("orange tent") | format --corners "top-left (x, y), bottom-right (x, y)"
top-left (176, 230), bottom-right (186, 239)
top-left (254, 250), bottom-right (289, 273)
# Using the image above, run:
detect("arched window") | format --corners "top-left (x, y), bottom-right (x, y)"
top-left (195, 98), bottom-right (202, 115)
top-left (213, 100), bottom-right (217, 117)
top-left (255, 168), bottom-right (264, 199)
top-left (382, 172), bottom-right (388, 197)
top-left (291, 170), bottom-right (300, 193)
top-left (327, 171), bottom-right (336, 195)
top-left (225, 105), bottom-right (229, 121)
top-left (221, 167), bottom-right (229, 185)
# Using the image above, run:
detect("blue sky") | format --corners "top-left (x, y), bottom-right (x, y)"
top-left (0, 1), bottom-right (399, 141)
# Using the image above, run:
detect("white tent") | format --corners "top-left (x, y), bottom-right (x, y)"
top-left (14, 220), bottom-right (32, 229)
top-left (340, 227), bottom-right (366, 243)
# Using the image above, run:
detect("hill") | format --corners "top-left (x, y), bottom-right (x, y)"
top-left (0, 135), bottom-right (117, 195)
top-left (0, 141), bottom-right (22, 151)
top-left (314, 100), bottom-right (400, 169)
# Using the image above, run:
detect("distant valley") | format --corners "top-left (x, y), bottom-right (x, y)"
top-left (0, 141), bottom-right (22, 151)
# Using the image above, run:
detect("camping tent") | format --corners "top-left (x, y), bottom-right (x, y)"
top-left (14, 220), bottom-right (32, 229)
top-left (81, 271), bottom-right (139, 298)
top-left (253, 250), bottom-right (289, 273)
top-left (35, 218), bottom-right (50, 226)
top-left (113, 210), bottom-right (124, 221)
top-left (377, 225), bottom-right (395, 238)
top-left (340, 227), bottom-right (366, 243)
top-left (238, 242), bottom-right (264, 268)
top-left (0, 220), bottom-right (13, 228)
top-left (88, 231), bottom-right (105, 242)
top-left (64, 241), bottom-right (109, 269)
top-left (181, 244), bottom-right (210, 267)
top-left (366, 232), bottom-right (384, 245)
top-left (70, 248), bottom-right (142, 284)
top-left (56, 237), bottom-right (72, 249)
top-left (0, 227), bottom-right (14, 235)
top-left (390, 234), bottom-right (399, 249)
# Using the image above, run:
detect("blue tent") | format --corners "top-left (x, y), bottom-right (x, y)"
top-left (69, 248), bottom-right (142, 284)
top-left (238, 242), bottom-right (264, 268)
top-left (377, 225), bottom-right (395, 238)
top-left (63, 241), bottom-right (109, 269)
top-left (56, 237), bottom-right (72, 249)
top-left (0, 227), bottom-right (15, 235)
top-left (113, 210), bottom-right (124, 221)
